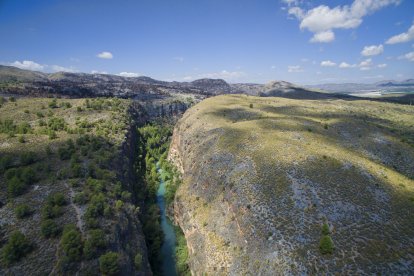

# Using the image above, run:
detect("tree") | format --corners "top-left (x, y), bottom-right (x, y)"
top-left (99, 252), bottom-right (119, 275)
top-left (83, 229), bottom-right (106, 259)
top-left (15, 204), bottom-right (32, 219)
top-left (41, 219), bottom-right (61, 238)
top-left (61, 225), bottom-right (83, 262)
top-left (1, 231), bottom-right (32, 266)
top-left (319, 235), bottom-right (334, 255)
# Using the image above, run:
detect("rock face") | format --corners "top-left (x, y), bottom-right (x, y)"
top-left (169, 94), bottom-right (414, 275)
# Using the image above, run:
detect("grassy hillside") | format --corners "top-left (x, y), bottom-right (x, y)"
top-left (0, 96), bottom-right (150, 274)
top-left (169, 94), bottom-right (414, 274)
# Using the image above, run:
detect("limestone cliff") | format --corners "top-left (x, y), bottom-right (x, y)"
top-left (169, 94), bottom-right (414, 274)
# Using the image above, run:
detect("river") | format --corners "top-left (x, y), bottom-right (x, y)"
top-left (156, 166), bottom-right (178, 276)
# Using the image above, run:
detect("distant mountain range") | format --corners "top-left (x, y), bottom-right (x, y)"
top-left (306, 79), bottom-right (414, 94)
top-left (0, 65), bottom-right (322, 99)
top-left (1, 65), bottom-right (413, 104)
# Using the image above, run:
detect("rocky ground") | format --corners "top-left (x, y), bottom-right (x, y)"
top-left (169, 94), bottom-right (414, 275)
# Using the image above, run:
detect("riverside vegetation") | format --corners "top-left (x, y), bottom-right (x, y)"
top-left (137, 123), bottom-right (190, 275)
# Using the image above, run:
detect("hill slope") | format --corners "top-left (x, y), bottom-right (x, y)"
top-left (169, 94), bottom-right (414, 274)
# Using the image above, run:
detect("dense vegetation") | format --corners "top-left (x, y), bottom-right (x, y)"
top-left (0, 96), bottom-right (144, 274)
top-left (137, 123), bottom-right (190, 275)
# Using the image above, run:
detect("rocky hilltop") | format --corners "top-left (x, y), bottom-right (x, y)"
top-left (169, 94), bottom-right (414, 274)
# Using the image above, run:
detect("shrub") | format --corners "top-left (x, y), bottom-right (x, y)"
top-left (0, 155), bottom-right (12, 173)
top-left (36, 112), bottom-right (44, 118)
top-left (41, 219), bottom-right (61, 238)
top-left (18, 135), bottom-right (25, 143)
top-left (61, 224), bottom-right (83, 262)
top-left (9, 96), bottom-right (16, 102)
top-left (74, 192), bottom-right (88, 205)
top-left (0, 231), bottom-right (32, 266)
top-left (83, 229), bottom-right (106, 259)
top-left (15, 204), bottom-right (32, 219)
top-left (48, 130), bottom-right (57, 140)
top-left (47, 193), bottom-right (67, 206)
top-left (249, 103), bottom-right (253, 108)
top-left (321, 223), bottom-right (330, 236)
top-left (99, 252), bottom-right (119, 275)
top-left (41, 204), bottom-right (63, 219)
top-left (20, 167), bottom-right (37, 185)
top-left (17, 122), bottom-right (31, 134)
top-left (134, 252), bottom-right (142, 270)
top-left (319, 235), bottom-right (334, 254)
top-left (48, 99), bottom-right (58, 108)
top-left (58, 146), bottom-right (74, 160)
top-left (48, 117), bottom-right (66, 131)
top-left (20, 151), bottom-right (37, 165)
top-left (7, 177), bottom-right (26, 197)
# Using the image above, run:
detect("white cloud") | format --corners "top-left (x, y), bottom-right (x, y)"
top-left (386, 23), bottom-right (414, 44)
top-left (173, 56), bottom-right (184, 63)
top-left (288, 7), bottom-right (304, 20)
top-left (91, 70), bottom-right (108, 74)
top-left (198, 70), bottom-right (246, 80)
top-left (51, 65), bottom-right (76, 73)
top-left (97, 51), bottom-right (113, 59)
top-left (320, 60), bottom-right (336, 67)
top-left (288, 65), bottom-right (304, 73)
top-left (399, 51), bottom-right (414, 61)
top-left (310, 30), bottom-right (335, 43)
top-left (118, 72), bottom-right (140, 77)
top-left (285, 0), bottom-right (400, 43)
top-left (363, 75), bottom-right (384, 79)
top-left (359, 58), bottom-right (372, 67)
top-left (339, 62), bottom-right (356, 68)
top-left (182, 70), bottom-right (246, 82)
top-left (377, 63), bottom-right (387, 68)
top-left (361, 44), bottom-right (384, 56)
top-left (360, 67), bottom-right (371, 71)
top-left (183, 76), bottom-right (193, 81)
top-left (11, 60), bottom-right (44, 71)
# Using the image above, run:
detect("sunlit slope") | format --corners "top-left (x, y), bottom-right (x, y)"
top-left (169, 94), bottom-right (414, 274)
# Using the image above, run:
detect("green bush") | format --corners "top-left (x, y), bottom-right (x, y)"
top-left (16, 122), bottom-right (31, 134)
top-left (321, 223), bottom-right (330, 236)
top-left (41, 219), bottom-right (61, 238)
top-left (0, 155), bottom-right (13, 173)
top-left (48, 117), bottom-right (66, 131)
top-left (7, 177), bottom-right (26, 197)
top-left (134, 252), bottom-right (142, 270)
top-left (41, 194), bottom-right (66, 219)
top-left (18, 135), bottom-right (25, 143)
top-left (41, 204), bottom-right (63, 219)
top-left (83, 229), bottom-right (106, 259)
top-left (48, 130), bottom-right (57, 140)
top-left (20, 151), bottom-right (37, 165)
top-left (74, 192), bottom-right (88, 205)
top-left (15, 204), bottom-right (32, 219)
top-left (48, 99), bottom-right (58, 108)
top-left (319, 235), bottom-right (334, 254)
top-left (99, 252), bottom-right (119, 275)
top-left (0, 231), bottom-right (32, 266)
top-left (47, 193), bottom-right (67, 206)
top-left (61, 224), bottom-right (83, 262)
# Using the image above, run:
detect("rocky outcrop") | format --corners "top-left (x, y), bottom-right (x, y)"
top-left (168, 94), bottom-right (414, 275)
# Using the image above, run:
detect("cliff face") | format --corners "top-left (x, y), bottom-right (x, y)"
top-left (169, 94), bottom-right (414, 275)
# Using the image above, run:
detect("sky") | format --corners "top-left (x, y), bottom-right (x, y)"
top-left (0, 0), bottom-right (413, 84)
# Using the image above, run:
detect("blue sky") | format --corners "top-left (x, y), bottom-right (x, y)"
top-left (0, 0), bottom-right (413, 84)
